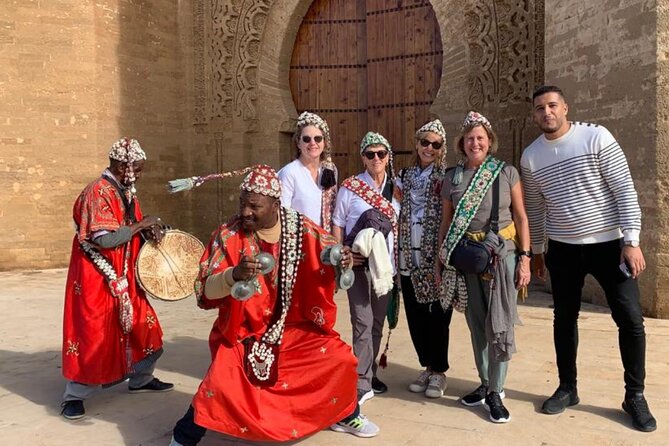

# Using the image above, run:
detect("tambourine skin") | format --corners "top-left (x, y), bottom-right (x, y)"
top-left (136, 230), bottom-right (205, 301)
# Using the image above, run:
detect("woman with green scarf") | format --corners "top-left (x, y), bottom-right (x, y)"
top-left (437, 111), bottom-right (531, 424)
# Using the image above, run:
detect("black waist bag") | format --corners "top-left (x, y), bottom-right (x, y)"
top-left (448, 177), bottom-right (499, 275)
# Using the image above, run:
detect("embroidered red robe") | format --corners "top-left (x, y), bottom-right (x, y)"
top-left (191, 212), bottom-right (357, 442)
top-left (62, 176), bottom-right (164, 385)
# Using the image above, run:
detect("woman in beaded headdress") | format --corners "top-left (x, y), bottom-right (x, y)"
top-left (332, 131), bottom-right (399, 403)
top-left (395, 119), bottom-right (453, 399)
top-left (437, 111), bottom-right (531, 424)
top-left (277, 111), bottom-right (338, 231)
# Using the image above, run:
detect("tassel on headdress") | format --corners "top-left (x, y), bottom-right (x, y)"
top-left (167, 165), bottom-right (282, 198)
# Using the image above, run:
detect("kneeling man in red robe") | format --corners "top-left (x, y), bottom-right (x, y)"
top-left (169, 165), bottom-right (379, 445)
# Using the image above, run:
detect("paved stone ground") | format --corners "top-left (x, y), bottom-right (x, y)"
top-left (0, 269), bottom-right (667, 446)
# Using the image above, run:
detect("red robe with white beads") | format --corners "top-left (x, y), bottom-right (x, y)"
top-left (191, 212), bottom-right (357, 442)
top-left (62, 176), bottom-right (164, 385)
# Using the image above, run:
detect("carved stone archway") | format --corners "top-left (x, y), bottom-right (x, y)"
top-left (190, 0), bottom-right (544, 229)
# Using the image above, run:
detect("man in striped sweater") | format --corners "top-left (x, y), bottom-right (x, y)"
top-left (521, 85), bottom-right (656, 432)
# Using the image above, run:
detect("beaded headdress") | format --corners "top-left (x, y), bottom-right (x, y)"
top-left (416, 119), bottom-right (446, 142)
top-left (108, 137), bottom-right (147, 195)
top-left (296, 111), bottom-right (331, 144)
top-left (295, 111), bottom-right (337, 189)
top-left (461, 111), bottom-right (492, 131)
top-left (360, 131), bottom-right (390, 154)
top-left (167, 164), bottom-right (281, 199)
top-left (360, 131), bottom-right (395, 179)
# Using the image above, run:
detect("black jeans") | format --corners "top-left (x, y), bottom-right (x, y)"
top-left (545, 238), bottom-right (646, 394)
top-left (401, 274), bottom-right (453, 373)
top-left (173, 403), bottom-right (361, 445)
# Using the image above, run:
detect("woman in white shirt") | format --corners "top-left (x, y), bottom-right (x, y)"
top-left (332, 131), bottom-right (399, 406)
top-left (278, 111), bottom-right (337, 231)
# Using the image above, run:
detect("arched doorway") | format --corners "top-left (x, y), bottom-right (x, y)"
top-left (289, 0), bottom-right (443, 179)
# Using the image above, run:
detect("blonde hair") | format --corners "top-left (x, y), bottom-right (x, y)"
top-left (414, 131), bottom-right (446, 168)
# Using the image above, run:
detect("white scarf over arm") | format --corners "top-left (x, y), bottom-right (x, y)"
top-left (351, 228), bottom-right (394, 296)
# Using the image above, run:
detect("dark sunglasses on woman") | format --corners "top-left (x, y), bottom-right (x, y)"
top-left (419, 139), bottom-right (443, 150)
top-left (302, 135), bottom-right (324, 144)
top-left (363, 150), bottom-right (389, 160)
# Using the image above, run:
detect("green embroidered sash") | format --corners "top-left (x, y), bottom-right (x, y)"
top-left (439, 155), bottom-right (505, 266)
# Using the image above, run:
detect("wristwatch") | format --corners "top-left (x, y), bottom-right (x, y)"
top-left (624, 240), bottom-right (640, 248)
top-left (518, 250), bottom-right (533, 258)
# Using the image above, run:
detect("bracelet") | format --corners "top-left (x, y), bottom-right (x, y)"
top-left (518, 250), bottom-right (532, 258)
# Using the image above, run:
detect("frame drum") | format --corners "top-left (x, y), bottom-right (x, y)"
top-left (136, 230), bottom-right (205, 301)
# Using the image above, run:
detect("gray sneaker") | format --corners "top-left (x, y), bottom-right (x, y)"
top-left (408, 369), bottom-right (432, 393)
top-left (168, 437), bottom-right (183, 446)
top-left (331, 414), bottom-right (380, 438)
top-left (425, 373), bottom-right (447, 398)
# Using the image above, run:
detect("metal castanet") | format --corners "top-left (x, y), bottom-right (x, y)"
top-left (136, 230), bottom-right (205, 301)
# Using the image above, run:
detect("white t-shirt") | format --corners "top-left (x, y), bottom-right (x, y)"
top-left (277, 159), bottom-right (325, 226)
top-left (332, 171), bottom-right (400, 274)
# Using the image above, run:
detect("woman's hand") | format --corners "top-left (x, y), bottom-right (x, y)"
top-left (515, 256), bottom-right (531, 289)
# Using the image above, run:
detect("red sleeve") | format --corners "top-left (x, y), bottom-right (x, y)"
top-left (73, 178), bottom-right (125, 242)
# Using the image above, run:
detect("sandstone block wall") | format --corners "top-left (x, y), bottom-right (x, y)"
top-left (544, 0), bottom-right (663, 316)
top-left (0, 0), bottom-right (195, 270)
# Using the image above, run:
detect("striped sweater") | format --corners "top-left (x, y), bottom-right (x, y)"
top-left (520, 121), bottom-right (641, 253)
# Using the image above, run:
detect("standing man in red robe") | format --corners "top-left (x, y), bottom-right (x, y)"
top-left (60, 137), bottom-right (174, 420)
top-left (167, 165), bottom-right (379, 445)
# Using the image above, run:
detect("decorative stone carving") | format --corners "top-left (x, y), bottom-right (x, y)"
top-left (193, 0), bottom-right (274, 130)
top-left (464, 0), bottom-right (544, 108)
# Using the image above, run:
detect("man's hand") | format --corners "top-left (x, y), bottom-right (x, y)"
top-left (532, 253), bottom-right (547, 281)
top-left (140, 216), bottom-right (165, 243)
top-left (340, 246), bottom-right (354, 269)
top-left (232, 255), bottom-right (261, 282)
top-left (351, 252), bottom-right (367, 267)
top-left (621, 246), bottom-right (645, 279)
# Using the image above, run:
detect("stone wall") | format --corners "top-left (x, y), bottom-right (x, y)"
top-left (3, 0), bottom-right (668, 317)
top-left (0, 0), bottom-right (195, 270)
top-left (544, 0), bottom-right (663, 316)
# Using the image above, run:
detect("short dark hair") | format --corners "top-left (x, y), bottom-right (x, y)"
top-left (532, 85), bottom-right (566, 101)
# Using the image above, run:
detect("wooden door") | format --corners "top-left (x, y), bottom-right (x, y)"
top-left (289, 0), bottom-right (443, 180)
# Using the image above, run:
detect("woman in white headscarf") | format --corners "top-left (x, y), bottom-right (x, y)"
top-left (396, 119), bottom-right (452, 399)
top-left (278, 111), bottom-right (337, 231)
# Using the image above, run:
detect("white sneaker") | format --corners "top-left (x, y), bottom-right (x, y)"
top-left (331, 414), bottom-right (380, 438)
top-left (425, 373), bottom-right (447, 398)
top-left (408, 369), bottom-right (432, 393)
top-left (357, 388), bottom-right (374, 405)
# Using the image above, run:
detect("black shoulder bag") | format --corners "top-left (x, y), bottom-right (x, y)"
top-left (448, 177), bottom-right (499, 274)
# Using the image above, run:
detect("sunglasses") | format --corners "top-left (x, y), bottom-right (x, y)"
top-left (301, 135), bottom-right (324, 144)
top-left (363, 150), bottom-right (389, 160)
top-left (419, 139), bottom-right (443, 150)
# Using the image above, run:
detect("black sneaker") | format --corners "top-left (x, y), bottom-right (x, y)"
top-left (484, 392), bottom-right (510, 423)
top-left (128, 377), bottom-right (174, 393)
top-left (61, 400), bottom-right (85, 420)
top-left (461, 385), bottom-right (506, 407)
top-left (372, 377), bottom-right (388, 394)
top-left (622, 393), bottom-right (657, 432)
top-left (541, 385), bottom-right (579, 414)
